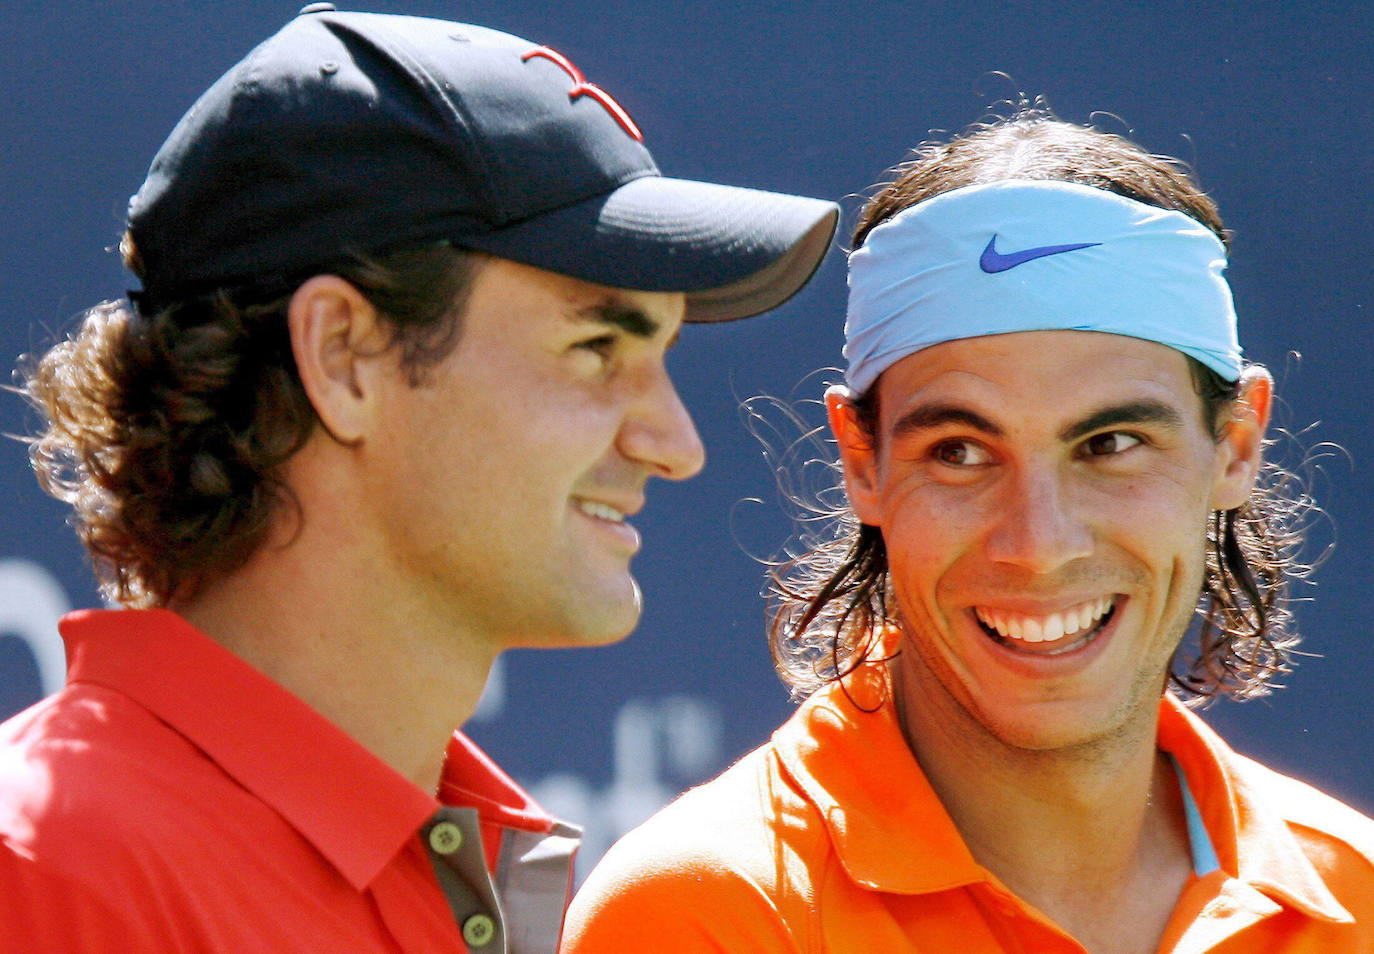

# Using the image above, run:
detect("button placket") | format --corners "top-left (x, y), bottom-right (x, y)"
top-left (462, 913), bottom-right (496, 947)
top-left (423, 808), bottom-right (507, 953)
top-left (429, 821), bottom-right (464, 855)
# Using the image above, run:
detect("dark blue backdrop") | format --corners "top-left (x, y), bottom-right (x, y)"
top-left (3, 0), bottom-right (1370, 876)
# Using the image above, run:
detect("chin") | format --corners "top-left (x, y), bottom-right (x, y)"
top-left (973, 697), bottom-right (1139, 753)
top-left (518, 580), bottom-right (643, 650)
top-left (570, 610), bottom-right (641, 648)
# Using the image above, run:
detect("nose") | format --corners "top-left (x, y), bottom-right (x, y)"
top-left (984, 465), bottom-right (1093, 574)
top-left (618, 365), bottom-right (706, 481)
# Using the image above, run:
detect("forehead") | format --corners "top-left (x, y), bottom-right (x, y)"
top-left (874, 330), bottom-right (1202, 425)
top-left (467, 257), bottom-right (687, 337)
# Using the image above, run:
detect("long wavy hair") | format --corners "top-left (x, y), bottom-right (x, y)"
top-left (20, 239), bottom-right (482, 607)
top-left (767, 110), bottom-right (1311, 706)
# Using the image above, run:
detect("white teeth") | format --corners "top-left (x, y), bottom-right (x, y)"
top-left (975, 597), bottom-right (1114, 643)
top-left (1041, 613), bottom-right (1066, 642)
top-left (575, 499), bottom-right (626, 523)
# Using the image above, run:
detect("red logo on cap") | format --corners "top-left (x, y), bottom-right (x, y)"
top-left (521, 46), bottom-right (644, 142)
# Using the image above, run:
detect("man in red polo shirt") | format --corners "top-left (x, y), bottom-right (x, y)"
top-left (0, 7), bottom-right (835, 951)
top-left (563, 114), bottom-right (1374, 952)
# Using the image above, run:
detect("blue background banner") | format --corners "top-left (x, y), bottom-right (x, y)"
top-left (3, 0), bottom-right (1370, 878)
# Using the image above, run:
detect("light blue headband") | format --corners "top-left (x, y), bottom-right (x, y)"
top-left (844, 179), bottom-right (1241, 394)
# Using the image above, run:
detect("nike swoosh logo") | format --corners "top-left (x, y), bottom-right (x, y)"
top-left (979, 235), bottom-right (1101, 273)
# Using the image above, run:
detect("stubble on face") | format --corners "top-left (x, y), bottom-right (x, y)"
top-left (893, 546), bottom-right (1206, 766)
top-left (360, 258), bottom-right (695, 653)
top-left (863, 332), bottom-right (1231, 763)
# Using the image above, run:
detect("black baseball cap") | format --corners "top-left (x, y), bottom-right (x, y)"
top-left (126, 4), bottom-right (838, 321)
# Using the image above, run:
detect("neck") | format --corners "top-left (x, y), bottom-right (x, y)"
top-left (892, 656), bottom-right (1192, 951)
top-left (174, 459), bottom-right (497, 795)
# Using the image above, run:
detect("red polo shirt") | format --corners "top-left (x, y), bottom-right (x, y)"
top-left (565, 661), bottom-right (1374, 952)
top-left (0, 609), bottom-right (579, 952)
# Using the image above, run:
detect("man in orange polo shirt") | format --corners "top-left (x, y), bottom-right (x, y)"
top-left (563, 113), bottom-right (1374, 952)
top-left (0, 7), bottom-right (836, 951)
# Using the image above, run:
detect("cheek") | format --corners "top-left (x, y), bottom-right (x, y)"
top-left (878, 484), bottom-right (978, 592)
top-left (1089, 480), bottom-right (1213, 627)
top-left (1102, 469), bottom-right (1216, 551)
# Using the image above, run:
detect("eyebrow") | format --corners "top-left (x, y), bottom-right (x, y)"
top-left (891, 403), bottom-right (1003, 441)
top-left (888, 398), bottom-right (1186, 443)
top-left (571, 301), bottom-right (660, 339)
top-left (1058, 400), bottom-right (1185, 441)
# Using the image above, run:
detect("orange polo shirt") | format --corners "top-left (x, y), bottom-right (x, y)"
top-left (564, 664), bottom-right (1374, 953)
top-left (0, 609), bottom-right (579, 952)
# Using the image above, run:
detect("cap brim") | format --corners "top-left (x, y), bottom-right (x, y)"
top-left (459, 175), bottom-right (838, 322)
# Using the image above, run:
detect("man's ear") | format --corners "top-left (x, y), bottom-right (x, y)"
top-left (1211, 366), bottom-right (1273, 511)
top-left (825, 384), bottom-right (884, 527)
top-left (288, 275), bottom-right (389, 446)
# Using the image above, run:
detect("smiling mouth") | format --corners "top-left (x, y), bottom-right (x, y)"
top-left (571, 496), bottom-right (641, 554)
top-left (573, 498), bottom-right (627, 523)
top-left (973, 596), bottom-right (1118, 655)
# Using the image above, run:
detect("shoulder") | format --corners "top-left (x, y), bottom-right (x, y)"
top-left (564, 741), bottom-right (828, 954)
top-left (1, 684), bottom-right (273, 905)
top-left (0, 688), bottom-right (210, 949)
top-left (1, 683), bottom-right (169, 838)
top-left (583, 741), bottom-right (820, 893)
top-left (1229, 750), bottom-right (1374, 916)
top-left (1232, 752), bottom-right (1374, 858)
top-left (3, 682), bottom-right (237, 829)
top-left (1167, 697), bottom-right (1374, 887)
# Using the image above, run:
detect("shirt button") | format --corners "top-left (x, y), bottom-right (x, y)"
top-left (463, 913), bottom-right (496, 947)
top-left (428, 821), bottom-right (464, 855)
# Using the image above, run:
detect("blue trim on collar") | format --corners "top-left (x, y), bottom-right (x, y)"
top-left (1170, 755), bottom-right (1221, 877)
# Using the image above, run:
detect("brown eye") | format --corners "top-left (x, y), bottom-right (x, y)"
top-left (1082, 431), bottom-right (1142, 456)
top-left (932, 439), bottom-right (990, 466)
top-left (574, 334), bottom-right (617, 362)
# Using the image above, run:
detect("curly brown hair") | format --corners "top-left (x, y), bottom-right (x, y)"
top-left (767, 110), bottom-right (1307, 706)
top-left (20, 240), bottom-right (483, 607)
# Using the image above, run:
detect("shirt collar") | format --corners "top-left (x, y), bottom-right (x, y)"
top-left (1159, 695), bottom-right (1352, 923)
top-left (439, 731), bottom-right (556, 834)
top-left (60, 608), bottom-right (555, 891)
top-left (772, 663), bottom-right (984, 894)
top-left (774, 661), bottom-right (1352, 924)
